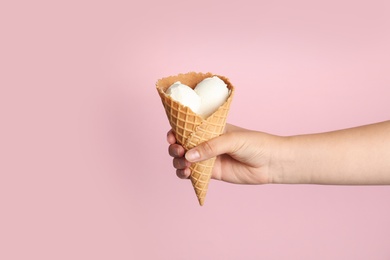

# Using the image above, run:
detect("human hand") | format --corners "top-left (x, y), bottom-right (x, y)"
top-left (167, 124), bottom-right (282, 184)
top-left (168, 121), bottom-right (390, 185)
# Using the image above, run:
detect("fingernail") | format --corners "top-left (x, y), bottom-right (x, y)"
top-left (186, 149), bottom-right (200, 161)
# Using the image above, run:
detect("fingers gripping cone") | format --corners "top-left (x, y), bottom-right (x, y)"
top-left (156, 72), bottom-right (234, 206)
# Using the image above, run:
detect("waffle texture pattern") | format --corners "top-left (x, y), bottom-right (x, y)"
top-left (156, 72), bottom-right (234, 205)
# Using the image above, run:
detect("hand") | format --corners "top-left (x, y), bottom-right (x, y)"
top-left (168, 121), bottom-right (390, 185)
top-left (167, 124), bottom-right (282, 184)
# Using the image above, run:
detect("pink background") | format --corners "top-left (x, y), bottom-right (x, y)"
top-left (1, 0), bottom-right (390, 259)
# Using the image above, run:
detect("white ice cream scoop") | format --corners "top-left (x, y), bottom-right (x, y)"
top-left (165, 76), bottom-right (229, 119)
top-left (165, 81), bottom-right (201, 114)
top-left (194, 76), bottom-right (229, 118)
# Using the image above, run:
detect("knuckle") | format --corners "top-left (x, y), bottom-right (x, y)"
top-left (169, 144), bottom-right (183, 157)
top-left (172, 158), bottom-right (180, 169)
top-left (176, 169), bottom-right (190, 179)
top-left (173, 158), bottom-right (186, 169)
top-left (176, 169), bottom-right (183, 178)
top-left (168, 145), bottom-right (176, 157)
top-left (172, 158), bottom-right (177, 168)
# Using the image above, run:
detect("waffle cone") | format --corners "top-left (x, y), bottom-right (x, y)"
top-left (156, 72), bottom-right (234, 206)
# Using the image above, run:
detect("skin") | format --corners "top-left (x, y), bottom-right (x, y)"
top-left (167, 121), bottom-right (390, 185)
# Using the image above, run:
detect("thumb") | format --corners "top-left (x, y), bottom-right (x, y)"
top-left (185, 133), bottom-right (239, 162)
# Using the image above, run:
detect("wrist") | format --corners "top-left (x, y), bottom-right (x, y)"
top-left (267, 135), bottom-right (289, 184)
top-left (269, 135), bottom-right (306, 184)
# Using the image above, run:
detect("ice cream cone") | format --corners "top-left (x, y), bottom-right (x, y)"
top-left (156, 72), bottom-right (234, 206)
